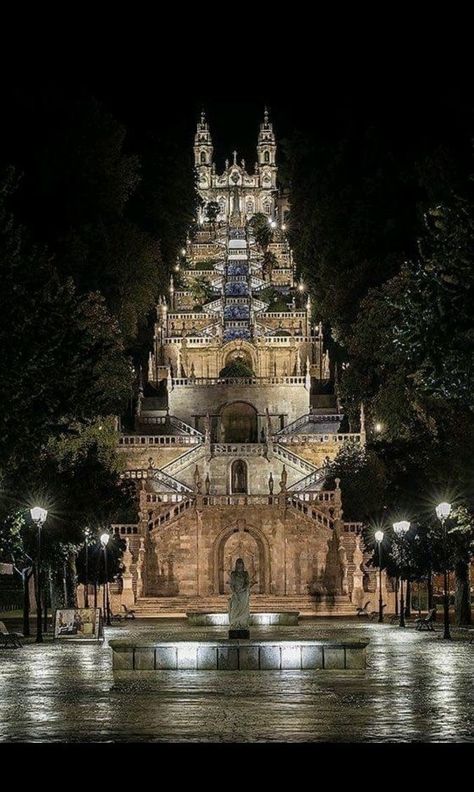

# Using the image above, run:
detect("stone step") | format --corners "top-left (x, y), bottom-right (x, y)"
top-left (132, 594), bottom-right (356, 617)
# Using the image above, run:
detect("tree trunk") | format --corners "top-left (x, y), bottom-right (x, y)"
top-left (405, 578), bottom-right (411, 618)
top-left (66, 551), bottom-right (78, 608)
top-left (51, 567), bottom-right (67, 611)
top-left (454, 558), bottom-right (471, 626)
top-left (427, 568), bottom-right (434, 611)
top-left (43, 571), bottom-right (48, 632)
top-left (22, 569), bottom-right (32, 637)
top-left (395, 576), bottom-right (399, 615)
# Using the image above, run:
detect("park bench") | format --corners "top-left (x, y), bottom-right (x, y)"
top-left (356, 600), bottom-right (371, 617)
top-left (415, 608), bottom-right (437, 631)
top-left (0, 621), bottom-right (23, 648)
top-left (369, 604), bottom-right (387, 620)
top-left (109, 605), bottom-right (136, 622)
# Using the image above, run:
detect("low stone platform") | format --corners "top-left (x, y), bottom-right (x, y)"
top-left (109, 637), bottom-right (368, 675)
top-left (186, 612), bottom-right (299, 626)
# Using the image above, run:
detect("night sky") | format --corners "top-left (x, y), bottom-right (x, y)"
top-left (2, 48), bottom-right (472, 177)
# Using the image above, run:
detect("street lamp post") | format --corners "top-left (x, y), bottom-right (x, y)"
top-left (100, 533), bottom-right (111, 626)
top-left (436, 502), bottom-right (452, 640)
top-left (30, 507), bottom-right (48, 644)
top-left (375, 530), bottom-right (384, 623)
top-left (84, 527), bottom-right (91, 608)
top-left (393, 521), bottom-right (410, 628)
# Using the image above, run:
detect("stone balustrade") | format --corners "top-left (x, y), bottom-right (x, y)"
top-left (211, 443), bottom-right (265, 456)
top-left (344, 523), bottom-right (363, 534)
top-left (112, 524), bottom-right (140, 536)
top-left (145, 493), bottom-right (188, 505)
top-left (171, 376), bottom-right (308, 387)
top-left (118, 435), bottom-right (201, 447)
top-left (167, 313), bottom-right (211, 321)
top-left (264, 311), bottom-right (307, 318)
top-left (165, 336), bottom-right (216, 346)
top-left (277, 433), bottom-right (362, 445)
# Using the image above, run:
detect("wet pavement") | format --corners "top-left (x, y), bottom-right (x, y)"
top-left (0, 618), bottom-right (472, 742)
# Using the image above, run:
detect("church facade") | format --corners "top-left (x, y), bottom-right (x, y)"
top-left (194, 109), bottom-right (287, 225)
top-left (109, 111), bottom-right (389, 617)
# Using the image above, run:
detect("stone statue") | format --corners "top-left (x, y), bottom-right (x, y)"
top-left (194, 465), bottom-right (202, 494)
top-left (228, 558), bottom-right (250, 635)
top-left (279, 464), bottom-right (288, 492)
top-left (205, 473), bottom-right (210, 495)
top-left (268, 472), bottom-right (274, 494)
top-left (204, 413), bottom-right (211, 444)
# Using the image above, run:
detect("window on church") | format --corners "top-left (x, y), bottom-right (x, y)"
top-left (200, 151), bottom-right (207, 164)
top-left (264, 151), bottom-right (270, 163)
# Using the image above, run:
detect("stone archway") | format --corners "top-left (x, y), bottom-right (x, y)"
top-left (212, 523), bottom-right (270, 595)
top-left (220, 401), bottom-right (258, 443)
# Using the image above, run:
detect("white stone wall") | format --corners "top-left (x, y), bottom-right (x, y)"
top-left (168, 382), bottom-right (310, 427)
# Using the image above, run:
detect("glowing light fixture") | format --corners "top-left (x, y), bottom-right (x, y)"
top-left (30, 507), bottom-right (48, 524)
top-left (375, 530), bottom-right (384, 543)
top-left (393, 520), bottom-right (410, 536)
top-left (436, 502), bottom-right (451, 522)
top-left (375, 422), bottom-right (383, 433)
top-left (100, 532), bottom-right (110, 547)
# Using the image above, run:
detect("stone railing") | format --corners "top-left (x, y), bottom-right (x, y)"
top-left (264, 311), bottom-right (306, 319)
top-left (168, 313), bottom-right (211, 321)
top-left (252, 298), bottom-right (268, 312)
top-left (201, 494), bottom-right (286, 507)
top-left (121, 468), bottom-right (192, 494)
top-left (211, 443), bottom-right (265, 457)
top-left (138, 416), bottom-right (203, 437)
top-left (161, 444), bottom-right (205, 476)
top-left (224, 296), bottom-right (250, 304)
top-left (149, 497), bottom-right (195, 530)
top-left (225, 274), bottom-right (248, 282)
top-left (255, 334), bottom-right (310, 344)
top-left (287, 497), bottom-right (334, 530)
top-left (112, 524), bottom-right (140, 536)
top-left (183, 269), bottom-right (217, 278)
top-left (343, 522), bottom-right (363, 534)
top-left (276, 413), bottom-right (343, 436)
top-left (273, 444), bottom-right (316, 474)
top-left (165, 336), bottom-right (216, 346)
top-left (277, 433), bottom-right (362, 445)
top-left (204, 298), bottom-right (223, 312)
top-left (290, 467), bottom-right (327, 492)
top-left (145, 493), bottom-right (188, 505)
top-left (171, 376), bottom-right (307, 387)
top-left (294, 491), bottom-right (336, 504)
top-left (118, 435), bottom-right (201, 447)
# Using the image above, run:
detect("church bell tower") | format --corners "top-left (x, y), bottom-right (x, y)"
top-left (194, 110), bottom-right (213, 192)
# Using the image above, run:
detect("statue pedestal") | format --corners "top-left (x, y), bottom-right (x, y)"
top-left (229, 629), bottom-right (250, 639)
top-left (121, 575), bottom-right (135, 608)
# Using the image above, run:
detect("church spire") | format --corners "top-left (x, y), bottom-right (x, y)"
top-left (194, 109), bottom-right (213, 168)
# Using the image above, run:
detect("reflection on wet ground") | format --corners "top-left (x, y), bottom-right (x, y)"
top-left (0, 618), bottom-right (472, 742)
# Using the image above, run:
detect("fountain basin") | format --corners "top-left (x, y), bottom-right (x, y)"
top-left (186, 611), bottom-right (299, 626)
top-left (109, 637), bottom-right (368, 675)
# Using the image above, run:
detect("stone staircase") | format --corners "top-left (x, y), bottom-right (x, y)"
top-left (133, 593), bottom-right (355, 618)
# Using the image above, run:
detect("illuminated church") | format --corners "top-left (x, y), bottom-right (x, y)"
top-left (111, 110), bottom-right (385, 617)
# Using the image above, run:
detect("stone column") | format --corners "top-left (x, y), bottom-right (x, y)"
top-left (352, 534), bottom-right (365, 607)
top-left (121, 538), bottom-right (136, 608)
top-left (136, 537), bottom-right (146, 598)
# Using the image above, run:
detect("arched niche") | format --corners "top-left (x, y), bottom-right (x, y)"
top-left (231, 459), bottom-right (248, 493)
top-left (212, 523), bottom-right (270, 594)
top-left (220, 402), bottom-right (258, 443)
